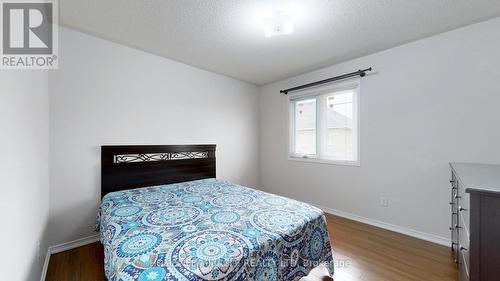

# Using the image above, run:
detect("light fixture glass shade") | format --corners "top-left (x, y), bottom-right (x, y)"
top-left (262, 11), bottom-right (294, 37)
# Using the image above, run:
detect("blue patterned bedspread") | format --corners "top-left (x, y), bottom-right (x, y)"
top-left (97, 178), bottom-right (334, 281)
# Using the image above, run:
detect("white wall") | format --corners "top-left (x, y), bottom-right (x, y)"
top-left (0, 71), bottom-right (49, 280)
top-left (48, 27), bottom-right (260, 245)
top-left (259, 17), bottom-right (500, 242)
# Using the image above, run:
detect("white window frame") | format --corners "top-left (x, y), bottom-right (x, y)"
top-left (288, 79), bottom-right (361, 167)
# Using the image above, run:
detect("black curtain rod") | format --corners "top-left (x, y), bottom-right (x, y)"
top-left (280, 67), bottom-right (372, 95)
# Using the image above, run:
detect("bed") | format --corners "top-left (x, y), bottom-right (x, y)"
top-left (97, 145), bottom-right (334, 281)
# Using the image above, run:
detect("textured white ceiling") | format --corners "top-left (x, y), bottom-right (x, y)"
top-left (59, 0), bottom-right (500, 85)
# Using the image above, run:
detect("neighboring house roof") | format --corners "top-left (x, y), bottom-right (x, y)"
top-left (327, 109), bottom-right (352, 129)
top-left (296, 102), bottom-right (352, 129)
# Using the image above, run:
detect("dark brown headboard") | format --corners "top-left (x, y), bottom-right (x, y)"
top-left (101, 145), bottom-right (216, 198)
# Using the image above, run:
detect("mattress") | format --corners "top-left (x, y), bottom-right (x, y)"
top-left (97, 178), bottom-right (334, 281)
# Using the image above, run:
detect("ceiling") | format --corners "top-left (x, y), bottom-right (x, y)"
top-left (59, 0), bottom-right (500, 85)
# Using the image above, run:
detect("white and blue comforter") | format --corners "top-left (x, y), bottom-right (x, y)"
top-left (97, 178), bottom-right (334, 281)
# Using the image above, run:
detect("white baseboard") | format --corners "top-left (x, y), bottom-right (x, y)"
top-left (316, 204), bottom-right (451, 247)
top-left (49, 234), bottom-right (100, 254)
top-left (40, 248), bottom-right (51, 281)
top-left (40, 234), bottom-right (100, 281)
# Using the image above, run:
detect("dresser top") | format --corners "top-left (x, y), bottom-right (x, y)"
top-left (450, 162), bottom-right (500, 195)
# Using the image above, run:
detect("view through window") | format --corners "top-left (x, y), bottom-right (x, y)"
top-left (290, 84), bottom-right (359, 164)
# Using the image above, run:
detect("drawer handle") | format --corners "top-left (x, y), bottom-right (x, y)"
top-left (449, 201), bottom-right (454, 205)
top-left (454, 195), bottom-right (461, 199)
top-left (460, 246), bottom-right (468, 251)
top-left (459, 206), bottom-right (467, 212)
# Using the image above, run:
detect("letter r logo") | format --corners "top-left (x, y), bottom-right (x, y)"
top-left (2, 2), bottom-right (53, 54)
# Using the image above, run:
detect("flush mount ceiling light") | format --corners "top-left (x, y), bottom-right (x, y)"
top-left (261, 10), bottom-right (295, 38)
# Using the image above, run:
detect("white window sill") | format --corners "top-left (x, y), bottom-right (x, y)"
top-left (288, 156), bottom-right (360, 167)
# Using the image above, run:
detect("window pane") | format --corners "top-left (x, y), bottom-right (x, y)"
top-left (324, 90), bottom-right (355, 160)
top-left (294, 98), bottom-right (316, 155)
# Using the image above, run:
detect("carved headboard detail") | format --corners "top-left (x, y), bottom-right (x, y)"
top-left (101, 145), bottom-right (216, 198)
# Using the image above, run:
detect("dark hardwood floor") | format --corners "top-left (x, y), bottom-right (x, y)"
top-left (45, 214), bottom-right (457, 281)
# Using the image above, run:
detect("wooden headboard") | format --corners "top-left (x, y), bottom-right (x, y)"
top-left (101, 145), bottom-right (216, 198)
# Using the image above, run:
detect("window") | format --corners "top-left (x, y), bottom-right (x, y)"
top-left (289, 81), bottom-right (360, 166)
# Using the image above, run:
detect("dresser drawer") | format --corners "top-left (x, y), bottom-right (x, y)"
top-left (458, 203), bottom-right (470, 281)
top-left (457, 176), bottom-right (470, 281)
top-left (458, 216), bottom-right (469, 247)
top-left (456, 175), bottom-right (470, 233)
top-left (457, 180), bottom-right (470, 211)
top-left (458, 222), bottom-right (470, 261)
top-left (458, 203), bottom-right (470, 237)
top-left (458, 246), bottom-right (470, 281)
top-left (450, 171), bottom-right (460, 263)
